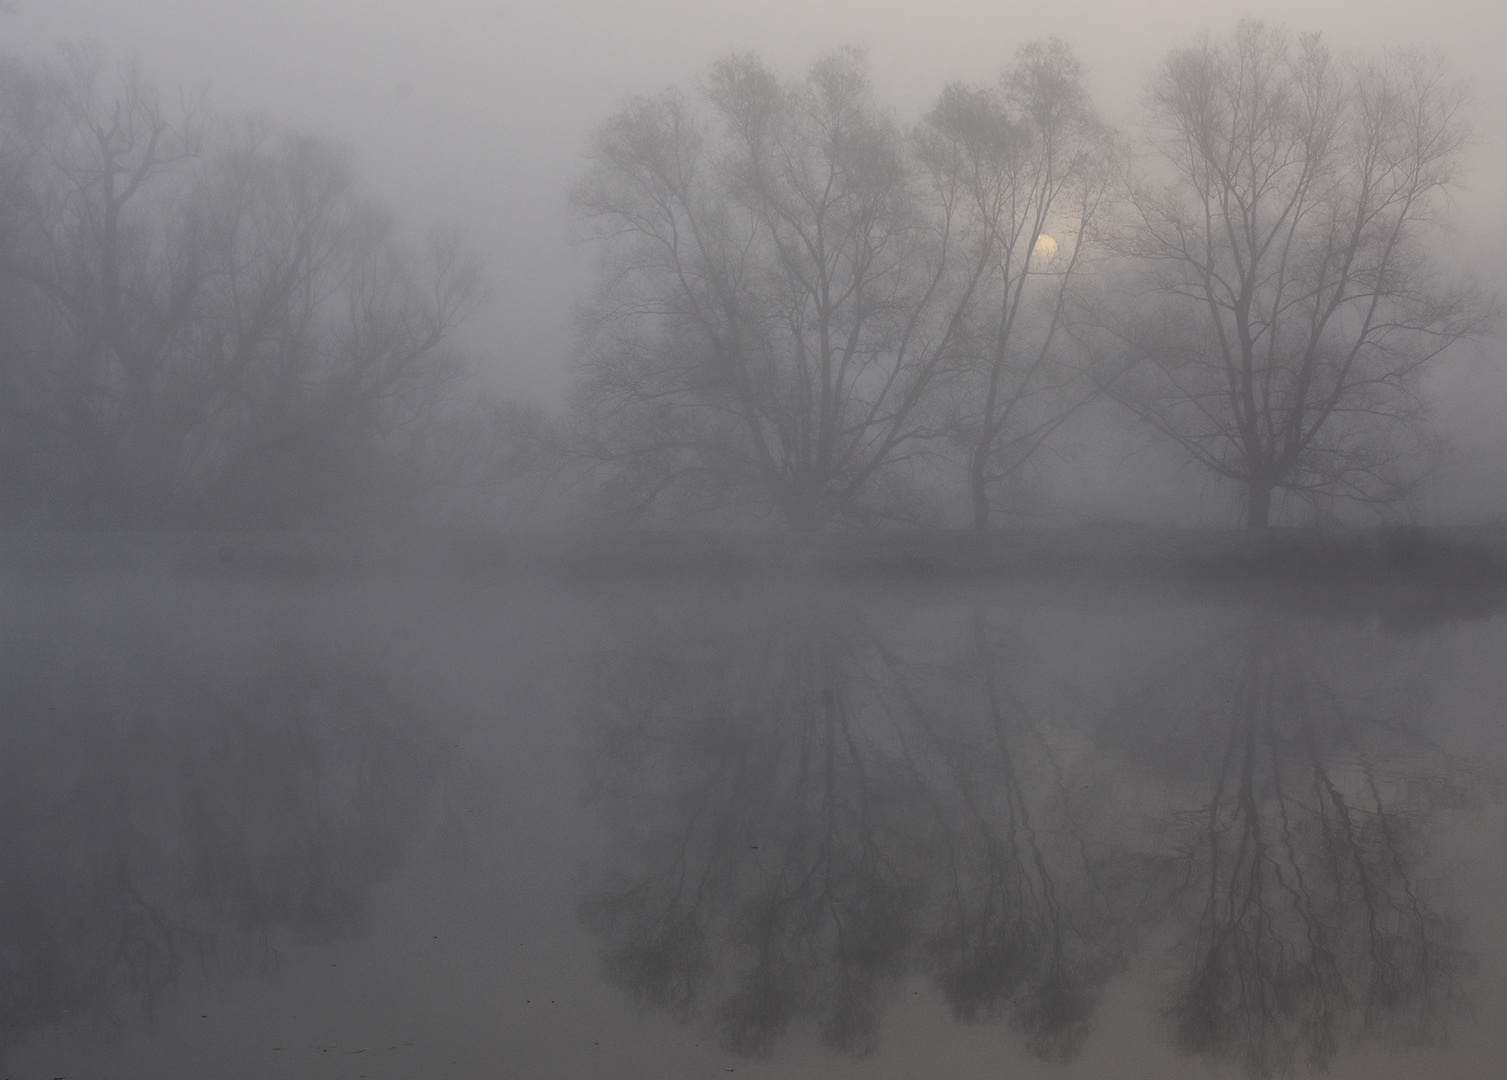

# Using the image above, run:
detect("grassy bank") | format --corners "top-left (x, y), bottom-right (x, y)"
top-left (5, 522), bottom-right (1505, 582)
top-left (5, 523), bottom-right (1504, 633)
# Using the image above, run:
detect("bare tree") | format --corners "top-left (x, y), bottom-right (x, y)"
top-left (918, 42), bottom-right (1120, 529)
top-left (1, 44), bottom-right (209, 521)
top-left (1101, 23), bottom-right (1496, 527)
top-left (0, 46), bottom-right (484, 526)
top-left (185, 128), bottom-right (483, 523)
top-left (572, 49), bottom-right (992, 529)
top-left (0, 54), bottom-right (58, 509)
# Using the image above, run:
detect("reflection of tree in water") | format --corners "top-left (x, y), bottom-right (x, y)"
top-left (906, 610), bottom-right (1123, 1058)
top-left (581, 601), bottom-right (1121, 1059)
top-left (0, 627), bottom-right (442, 1060)
top-left (582, 604), bottom-right (925, 1056)
top-left (1106, 616), bottom-right (1478, 1076)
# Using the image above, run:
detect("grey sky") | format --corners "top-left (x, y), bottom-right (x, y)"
top-left (6, 0), bottom-right (1504, 409)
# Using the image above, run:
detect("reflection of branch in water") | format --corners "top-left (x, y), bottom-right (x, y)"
top-left (0, 629), bottom-right (443, 1061)
top-left (581, 601), bottom-right (1121, 1060)
top-left (896, 609), bottom-right (1122, 1059)
top-left (716, 679), bottom-right (924, 1057)
top-left (1112, 617), bottom-right (1475, 1077)
top-left (582, 608), bottom-right (924, 1057)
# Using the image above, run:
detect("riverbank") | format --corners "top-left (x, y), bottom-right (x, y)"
top-left (6, 522), bottom-right (1505, 585)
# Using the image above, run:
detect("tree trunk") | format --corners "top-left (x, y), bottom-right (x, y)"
top-left (969, 444), bottom-right (990, 531)
top-left (1245, 481), bottom-right (1273, 529)
top-left (781, 485), bottom-right (825, 533)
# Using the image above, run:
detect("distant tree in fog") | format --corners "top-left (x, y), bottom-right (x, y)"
top-left (0, 46), bottom-right (486, 526)
top-left (918, 41), bottom-right (1121, 530)
top-left (1098, 23), bottom-right (1497, 528)
top-left (572, 48), bottom-right (1004, 530)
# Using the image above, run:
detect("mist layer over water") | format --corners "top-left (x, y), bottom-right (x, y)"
top-left (2, 570), bottom-right (1504, 1078)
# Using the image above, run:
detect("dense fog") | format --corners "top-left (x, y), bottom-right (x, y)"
top-left (4, 573), bottom-right (1505, 1077)
top-left (2, 0), bottom-right (1503, 530)
top-left (4, 4), bottom-right (1507, 1079)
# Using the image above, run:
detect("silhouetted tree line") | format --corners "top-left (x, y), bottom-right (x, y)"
top-left (0, 45), bottom-right (513, 528)
top-left (580, 599), bottom-right (1482, 1073)
top-left (572, 24), bottom-right (1498, 529)
top-left (3, 24), bottom-right (1496, 532)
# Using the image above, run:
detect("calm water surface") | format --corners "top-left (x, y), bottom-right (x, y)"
top-left (2, 571), bottom-right (1504, 1078)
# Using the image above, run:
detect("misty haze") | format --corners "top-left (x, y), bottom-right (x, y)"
top-left (2, 1), bottom-right (1506, 1077)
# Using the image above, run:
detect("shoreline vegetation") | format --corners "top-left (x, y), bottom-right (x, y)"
top-left (6, 522), bottom-right (1505, 584)
top-left (5, 524), bottom-right (1504, 631)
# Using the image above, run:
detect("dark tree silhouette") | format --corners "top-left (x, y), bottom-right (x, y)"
top-left (0, 46), bottom-right (484, 526)
top-left (572, 49), bottom-right (1001, 529)
top-left (917, 42), bottom-right (1120, 529)
top-left (1100, 23), bottom-right (1496, 527)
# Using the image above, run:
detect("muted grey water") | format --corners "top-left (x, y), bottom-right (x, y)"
top-left (2, 570), bottom-right (1505, 1079)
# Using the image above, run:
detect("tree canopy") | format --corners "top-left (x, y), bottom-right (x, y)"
top-left (571, 28), bottom-right (1498, 530)
top-left (0, 47), bottom-right (484, 527)
top-left (3, 25), bottom-right (1498, 533)
top-left (1098, 22), bottom-right (1496, 526)
top-left (573, 48), bottom-right (993, 529)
